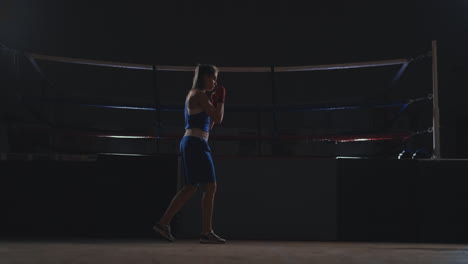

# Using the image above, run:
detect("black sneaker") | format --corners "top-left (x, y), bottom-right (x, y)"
top-left (153, 223), bottom-right (175, 242)
top-left (200, 231), bottom-right (226, 244)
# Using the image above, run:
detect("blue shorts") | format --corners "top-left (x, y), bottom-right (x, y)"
top-left (180, 136), bottom-right (216, 185)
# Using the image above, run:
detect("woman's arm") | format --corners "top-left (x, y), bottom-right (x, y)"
top-left (210, 120), bottom-right (215, 130)
top-left (215, 103), bottom-right (224, 124)
top-left (197, 92), bottom-right (224, 124)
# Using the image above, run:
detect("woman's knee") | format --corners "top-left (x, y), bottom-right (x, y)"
top-left (182, 184), bottom-right (198, 194)
top-left (202, 182), bottom-right (217, 194)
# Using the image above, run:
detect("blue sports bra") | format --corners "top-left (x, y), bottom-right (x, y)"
top-left (184, 102), bottom-right (211, 132)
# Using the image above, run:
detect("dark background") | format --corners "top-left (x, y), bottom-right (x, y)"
top-left (2, 0), bottom-right (462, 64)
top-left (1, 0), bottom-right (468, 157)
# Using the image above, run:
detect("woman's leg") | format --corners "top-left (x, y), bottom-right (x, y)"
top-left (201, 182), bottom-right (217, 234)
top-left (159, 184), bottom-right (198, 225)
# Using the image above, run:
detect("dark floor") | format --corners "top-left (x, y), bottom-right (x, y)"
top-left (1, 238), bottom-right (468, 264)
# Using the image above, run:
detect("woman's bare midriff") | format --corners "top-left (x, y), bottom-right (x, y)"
top-left (184, 128), bottom-right (209, 141)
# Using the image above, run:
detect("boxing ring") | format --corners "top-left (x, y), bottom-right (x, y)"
top-left (4, 41), bottom-right (468, 244)
top-left (0, 41), bottom-right (439, 160)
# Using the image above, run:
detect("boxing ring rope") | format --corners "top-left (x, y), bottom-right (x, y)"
top-left (1, 42), bottom-right (438, 158)
top-left (30, 52), bottom-right (411, 72)
top-left (24, 123), bottom-right (424, 148)
top-left (22, 95), bottom-right (430, 112)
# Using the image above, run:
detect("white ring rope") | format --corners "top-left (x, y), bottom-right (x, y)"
top-left (29, 52), bottom-right (410, 72)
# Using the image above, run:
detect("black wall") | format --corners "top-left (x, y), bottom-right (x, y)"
top-left (338, 158), bottom-right (468, 243)
top-left (0, 155), bottom-right (178, 238)
top-left (2, 156), bottom-right (468, 243)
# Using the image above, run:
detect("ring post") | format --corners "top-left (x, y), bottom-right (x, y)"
top-left (153, 64), bottom-right (160, 153)
top-left (271, 66), bottom-right (279, 155)
top-left (257, 107), bottom-right (262, 156)
top-left (432, 40), bottom-right (441, 159)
